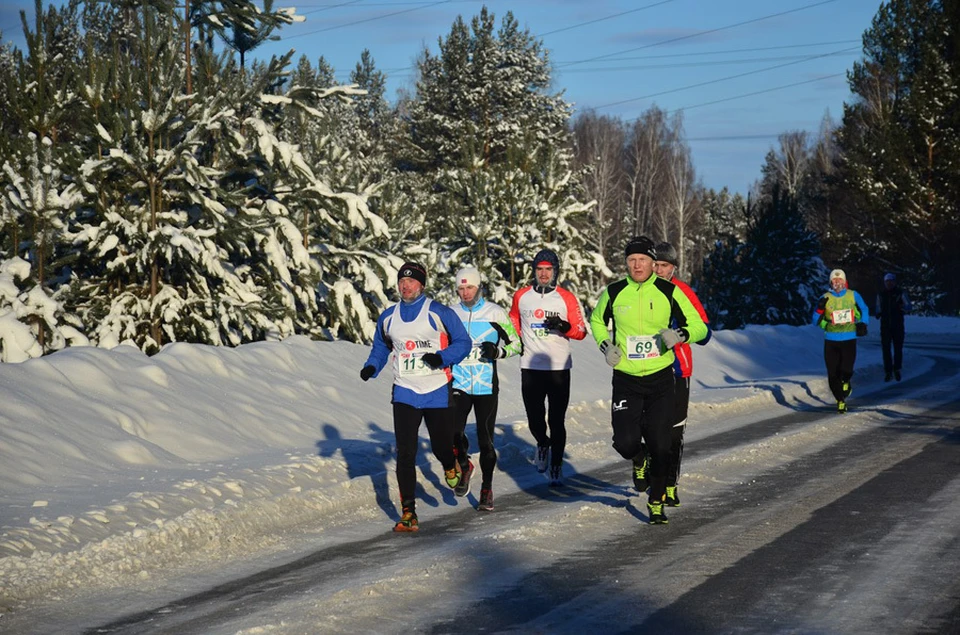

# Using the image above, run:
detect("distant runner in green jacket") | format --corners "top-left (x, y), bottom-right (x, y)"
top-left (590, 236), bottom-right (709, 525)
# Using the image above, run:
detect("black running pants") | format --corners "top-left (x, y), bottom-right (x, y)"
top-left (521, 369), bottom-right (570, 468)
top-left (823, 339), bottom-right (857, 402)
top-left (610, 367), bottom-right (675, 503)
top-left (452, 391), bottom-right (499, 489)
top-left (393, 402), bottom-right (457, 504)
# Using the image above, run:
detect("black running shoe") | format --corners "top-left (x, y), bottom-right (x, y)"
top-left (454, 460), bottom-right (474, 497)
top-left (647, 500), bottom-right (668, 525)
top-left (632, 455), bottom-right (648, 492)
top-left (665, 486), bottom-right (680, 507)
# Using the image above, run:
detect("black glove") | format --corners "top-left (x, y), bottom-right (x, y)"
top-left (421, 352), bottom-right (443, 369)
top-left (479, 341), bottom-right (501, 361)
top-left (856, 322), bottom-right (868, 337)
top-left (816, 296), bottom-right (828, 313)
top-left (543, 315), bottom-right (570, 332)
top-left (360, 365), bottom-right (375, 381)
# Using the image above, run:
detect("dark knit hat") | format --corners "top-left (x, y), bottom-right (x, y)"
top-left (624, 236), bottom-right (657, 260)
top-left (655, 241), bottom-right (678, 266)
top-left (398, 262), bottom-right (427, 287)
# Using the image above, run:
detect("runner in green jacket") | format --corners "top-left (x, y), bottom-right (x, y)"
top-left (590, 236), bottom-right (708, 524)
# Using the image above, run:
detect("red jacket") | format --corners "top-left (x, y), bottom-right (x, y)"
top-left (670, 277), bottom-right (710, 378)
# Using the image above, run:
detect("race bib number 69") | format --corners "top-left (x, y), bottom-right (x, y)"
top-left (626, 335), bottom-right (661, 360)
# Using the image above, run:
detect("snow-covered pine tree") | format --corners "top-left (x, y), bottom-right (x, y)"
top-left (270, 55), bottom-right (394, 343)
top-left (700, 187), bottom-right (826, 329)
top-left (397, 7), bottom-right (594, 301)
top-left (70, 6), bottom-right (274, 351)
top-left (838, 0), bottom-right (959, 311)
top-left (2, 134), bottom-right (86, 355)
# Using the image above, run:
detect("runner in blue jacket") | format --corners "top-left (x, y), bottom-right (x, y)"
top-left (360, 262), bottom-right (472, 531)
top-left (449, 267), bottom-right (522, 511)
top-left (812, 268), bottom-right (870, 413)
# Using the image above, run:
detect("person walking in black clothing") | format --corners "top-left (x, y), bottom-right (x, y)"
top-left (875, 272), bottom-right (912, 382)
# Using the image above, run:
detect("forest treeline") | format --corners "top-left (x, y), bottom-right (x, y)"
top-left (0, 0), bottom-right (956, 361)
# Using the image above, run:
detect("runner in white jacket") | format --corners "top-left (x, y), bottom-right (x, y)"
top-left (509, 249), bottom-right (587, 486)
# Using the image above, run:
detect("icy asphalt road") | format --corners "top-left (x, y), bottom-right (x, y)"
top-left (67, 347), bottom-right (960, 635)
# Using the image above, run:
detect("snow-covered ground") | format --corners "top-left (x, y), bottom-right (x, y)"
top-left (1, 316), bottom-right (958, 620)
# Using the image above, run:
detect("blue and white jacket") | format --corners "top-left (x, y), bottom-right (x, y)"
top-left (364, 294), bottom-right (471, 408)
top-left (449, 297), bottom-right (522, 395)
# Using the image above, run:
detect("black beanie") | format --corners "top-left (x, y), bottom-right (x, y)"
top-left (398, 262), bottom-right (427, 287)
top-left (655, 241), bottom-right (678, 266)
top-left (624, 236), bottom-right (658, 260)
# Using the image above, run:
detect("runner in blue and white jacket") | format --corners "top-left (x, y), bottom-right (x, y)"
top-left (449, 267), bottom-right (522, 511)
top-left (360, 262), bottom-right (472, 532)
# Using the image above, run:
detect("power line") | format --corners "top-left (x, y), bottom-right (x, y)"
top-left (675, 73), bottom-right (846, 115)
top-left (558, 51), bottom-right (857, 74)
top-left (284, 0), bottom-right (453, 40)
top-left (559, 40), bottom-right (861, 64)
top-left (593, 46), bottom-right (855, 110)
top-left (556, 0), bottom-right (841, 69)
top-left (369, 38), bottom-right (861, 77)
top-left (536, 0), bottom-right (674, 38)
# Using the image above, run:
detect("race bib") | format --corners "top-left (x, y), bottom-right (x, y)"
top-left (627, 335), bottom-right (661, 360)
top-left (532, 322), bottom-right (551, 338)
top-left (459, 345), bottom-right (486, 367)
top-left (831, 308), bottom-right (854, 325)
top-left (397, 352), bottom-right (443, 377)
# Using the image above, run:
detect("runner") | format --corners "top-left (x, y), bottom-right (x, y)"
top-left (360, 262), bottom-right (472, 532)
top-left (814, 268), bottom-right (870, 413)
top-left (449, 266), bottom-right (522, 511)
top-left (590, 236), bottom-right (708, 524)
top-left (509, 249), bottom-right (588, 486)
top-left (651, 241), bottom-right (711, 507)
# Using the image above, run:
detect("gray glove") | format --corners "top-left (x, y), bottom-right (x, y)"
top-left (658, 328), bottom-right (687, 350)
top-left (599, 339), bottom-right (622, 367)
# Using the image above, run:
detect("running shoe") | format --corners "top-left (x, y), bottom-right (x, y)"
top-left (535, 445), bottom-right (550, 473)
top-left (665, 485), bottom-right (680, 507)
top-left (477, 488), bottom-right (494, 511)
top-left (632, 455), bottom-right (649, 492)
top-left (647, 500), bottom-right (668, 525)
top-left (454, 460), bottom-right (474, 497)
top-left (393, 508), bottom-right (419, 532)
top-left (444, 463), bottom-right (462, 488)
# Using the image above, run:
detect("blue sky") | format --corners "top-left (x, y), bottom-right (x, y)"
top-left (0, 0), bottom-right (884, 193)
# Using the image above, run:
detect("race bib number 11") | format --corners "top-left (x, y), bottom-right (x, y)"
top-left (397, 352), bottom-right (441, 376)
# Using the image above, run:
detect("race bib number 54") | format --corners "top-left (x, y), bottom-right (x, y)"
top-left (831, 308), bottom-right (854, 325)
